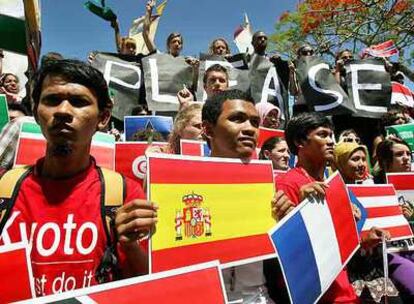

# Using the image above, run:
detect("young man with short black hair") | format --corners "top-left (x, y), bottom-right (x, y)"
top-left (0, 59), bottom-right (157, 296)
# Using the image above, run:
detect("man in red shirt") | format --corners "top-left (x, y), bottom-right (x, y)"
top-left (276, 112), bottom-right (388, 303)
top-left (0, 60), bottom-right (157, 296)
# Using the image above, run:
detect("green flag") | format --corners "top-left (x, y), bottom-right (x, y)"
top-left (84, 0), bottom-right (117, 22)
top-left (386, 123), bottom-right (414, 150)
top-left (0, 95), bottom-right (9, 131)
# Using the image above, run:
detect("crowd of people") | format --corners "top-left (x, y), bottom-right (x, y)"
top-left (1, 2), bottom-right (414, 303)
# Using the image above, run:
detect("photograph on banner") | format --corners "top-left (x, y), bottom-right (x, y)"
top-left (348, 184), bottom-right (413, 241)
top-left (180, 139), bottom-right (210, 157)
top-left (20, 262), bottom-right (227, 304)
top-left (142, 53), bottom-right (193, 112)
top-left (0, 242), bottom-right (35, 303)
top-left (345, 58), bottom-right (392, 118)
top-left (147, 153), bottom-right (276, 273)
top-left (0, 94), bottom-right (9, 131)
top-left (90, 52), bottom-right (144, 121)
top-left (386, 172), bottom-right (414, 221)
top-left (296, 56), bottom-right (354, 115)
top-left (196, 54), bottom-right (250, 102)
top-left (115, 141), bottom-right (168, 188)
top-left (386, 123), bottom-right (414, 151)
top-left (269, 172), bottom-right (359, 304)
top-left (15, 121), bottom-right (115, 169)
top-left (124, 115), bottom-right (173, 141)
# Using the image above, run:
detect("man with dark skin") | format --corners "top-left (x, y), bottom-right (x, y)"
top-left (0, 60), bottom-right (157, 296)
top-left (202, 89), bottom-right (293, 303)
top-left (252, 31), bottom-right (268, 56)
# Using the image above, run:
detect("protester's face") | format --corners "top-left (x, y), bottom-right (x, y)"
top-left (122, 41), bottom-right (136, 55)
top-left (8, 109), bottom-right (25, 121)
top-left (253, 32), bottom-right (267, 53)
top-left (263, 109), bottom-right (280, 129)
top-left (392, 113), bottom-right (408, 125)
top-left (302, 126), bottom-right (334, 163)
top-left (180, 111), bottom-right (203, 140)
top-left (389, 144), bottom-right (411, 172)
top-left (339, 51), bottom-right (353, 63)
top-left (204, 71), bottom-right (228, 97)
top-left (213, 40), bottom-right (228, 56)
top-left (266, 140), bottom-right (290, 171)
top-left (168, 36), bottom-right (182, 57)
top-left (36, 75), bottom-right (110, 149)
top-left (343, 149), bottom-right (367, 182)
top-left (3, 75), bottom-right (19, 94)
top-left (205, 99), bottom-right (259, 159)
top-left (340, 133), bottom-right (360, 144)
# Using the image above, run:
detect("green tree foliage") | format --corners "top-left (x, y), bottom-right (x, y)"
top-left (271, 0), bottom-right (414, 63)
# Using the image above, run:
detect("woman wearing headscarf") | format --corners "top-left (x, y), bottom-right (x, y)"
top-left (255, 103), bottom-right (281, 129)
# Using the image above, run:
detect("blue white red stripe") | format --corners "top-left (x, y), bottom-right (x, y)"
top-left (269, 172), bottom-right (359, 304)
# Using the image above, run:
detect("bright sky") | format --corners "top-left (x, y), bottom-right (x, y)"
top-left (41, 0), bottom-right (296, 59)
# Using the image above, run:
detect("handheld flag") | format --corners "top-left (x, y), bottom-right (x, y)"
top-left (0, 242), bottom-right (34, 303)
top-left (20, 262), bottom-right (227, 304)
top-left (386, 123), bottom-right (414, 151)
top-left (15, 121), bottom-right (115, 169)
top-left (84, 0), bottom-right (117, 22)
top-left (391, 81), bottom-right (414, 108)
top-left (148, 154), bottom-right (276, 273)
top-left (269, 172), bottom-right (359, 304)
top-left (180, 139), bottom-right (210, 157)
top-left (347, 184), bottom-right (413, 240)
top-left (233, 13), bottom-right (253, 54)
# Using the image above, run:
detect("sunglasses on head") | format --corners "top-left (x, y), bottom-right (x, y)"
top-left (343, 137), bottom-right (360, 144)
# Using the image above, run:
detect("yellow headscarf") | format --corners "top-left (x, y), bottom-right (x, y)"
top-left (333, 142), bottom-right (368, 174)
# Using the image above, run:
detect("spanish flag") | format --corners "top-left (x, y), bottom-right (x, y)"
top-left (147, 153), bottom-right (276, 273)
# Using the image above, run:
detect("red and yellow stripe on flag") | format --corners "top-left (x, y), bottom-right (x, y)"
top-left (22, 262), bottom-right (227, 304)
top-left (147, 153), bottom-right (276, 273)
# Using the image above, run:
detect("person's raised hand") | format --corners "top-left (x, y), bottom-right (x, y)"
top-left (271, 190), bottom-right (295, 221)
top-left (299, 181), bottom-right (328, 202)
top-left (177, 86), bottom-right (194, 110)
top-left (360, 227), bottom-right (390, 251)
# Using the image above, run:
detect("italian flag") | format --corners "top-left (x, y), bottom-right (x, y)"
top-left (15, 120), bottom-right (115, 169)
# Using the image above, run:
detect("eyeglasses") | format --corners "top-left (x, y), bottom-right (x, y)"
top-left (343, 137), bottom-right (361, 144)
top-left (301, 50), bottom-right (314, 56)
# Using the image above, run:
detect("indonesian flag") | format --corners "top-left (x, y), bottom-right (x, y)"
top-left (147, 153), bottom-right (276, 273)
top-left (233, 13), bottom-right (254, 54)
top-left (348, 184), bottom-right (413, 240)
top-left (362, 40), bottom-right (399, 58)
top-left (20, 262), bottom-right (227, 304)
top-left (129, 0), bottom-right (168, 55)
top-left (15, 120), bottom-right (115, 169)
top-left (391, 81), bottom-right (414, 108)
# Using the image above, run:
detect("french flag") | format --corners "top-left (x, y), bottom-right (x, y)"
top-left (348, 184), bottom-right (413, 240)
top-left (269, 172), bottom-right (359, 304)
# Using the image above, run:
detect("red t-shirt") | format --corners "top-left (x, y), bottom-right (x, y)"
top-left (276, 167), bottom-right (359, 303)
top-left (0, 158), bottom-right (146, 297)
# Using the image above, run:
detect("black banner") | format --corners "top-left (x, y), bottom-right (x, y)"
top-left (296, 56), bottom-right (354, 115)
top-left (142, 53), bottom-right (193, 112)
top-left (345, 58), bottom-right (392, 118)
top-left (91, 53), bottom-right (143, 121)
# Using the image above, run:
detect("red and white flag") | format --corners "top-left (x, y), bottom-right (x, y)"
top-left (180, 139), bottom-right (209, 157)
top-left (257, 127), bottom-right (284, 149)
top-left (233, 13), bottom-right (253, 54)
top-left (391, 81), bottom-right (414, 108)
top-left (348, 184), bottom-right (413, 240)
top-left (22, 262), bottom-right (227, 304)
top-left (362, 40), bottom-right (399, 58)
top-left (115, 142), bottom-right (167, 188)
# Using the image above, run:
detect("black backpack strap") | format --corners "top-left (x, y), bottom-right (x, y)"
top-left (95, 167), bottom-right (125, 283)
top-left (0, 166), bottom-right (32, 235)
